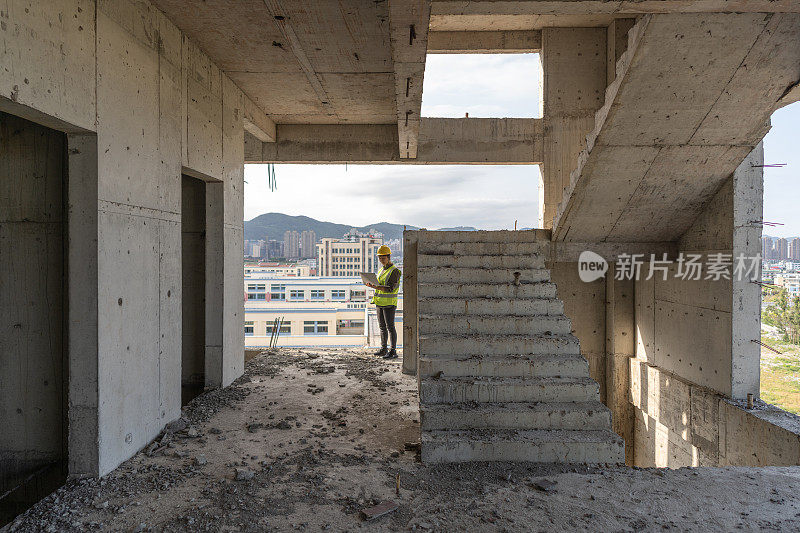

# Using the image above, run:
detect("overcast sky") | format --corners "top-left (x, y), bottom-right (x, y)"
top-left (244, 54), bottom-right (800, 235)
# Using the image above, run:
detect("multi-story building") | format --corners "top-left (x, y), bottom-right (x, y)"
top-left (776, 238), bottom-right (788, 261)
top-left (244, 263), bottom-right (311, 277)
top-left (284, 230), bottom-right (301, 259)
top-left (243, 274), bottom-right (403, 348)
top-left (789, 238), bottom-right (800, 261)
top-left (343, 228), bottom-right (384, 242)
top-left (266, 239), bottom-right (284, 259)
top-left (316, 237), bottom-right (383, 277)
top-left (384, 238), bottom-right (403, 258)
top-left (774, 273), bottom-right (800, 297)
top-left (300, 230), bottom-right (316, 258)
top-left (762, 236), bottom-right (775, 260)
top-left (248, 241), bottom-right (264, 258)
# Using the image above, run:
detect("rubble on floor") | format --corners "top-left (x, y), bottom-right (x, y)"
top-left (7, 348), bottom-right (800, 532)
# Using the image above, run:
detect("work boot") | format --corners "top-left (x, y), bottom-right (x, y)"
top-left (374, 347), bottom-right (388, 357)
top-left (383, 348), bottom-right (398, 359)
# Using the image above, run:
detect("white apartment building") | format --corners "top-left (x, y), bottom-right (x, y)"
top-left (244, 263), bottom-right (312, 277)
top-left (316, 237), bottom-right (382, 277)
top-left (244, 274), bottom-right (403, 348)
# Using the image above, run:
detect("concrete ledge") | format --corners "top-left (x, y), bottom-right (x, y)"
top-left (630, 358), bottom-right (800, 467)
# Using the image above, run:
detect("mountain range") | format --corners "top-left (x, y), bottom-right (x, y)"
top-left (243, 213), bottom-right (478, 242)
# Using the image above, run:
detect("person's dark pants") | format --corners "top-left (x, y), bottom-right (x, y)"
top-left (377, 305), bottom-right (397, 349)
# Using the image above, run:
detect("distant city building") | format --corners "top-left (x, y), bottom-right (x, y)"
top-left (384, 238), bottom-right (403, 258)
top-left (266, 239), bottom-right (284, 259)
top-left (284, 230), bottom-right (301, 260)
top-left (244, 239), bottom-right (265, 258)
top-left (317, 237), bottom-right (382, 277)
top-left (790, 238), bottom-right (800, 261)
top-left (776, 238), bottom-right (788, 261)
top-left (244, 263), bottom-right (311, 277)
top-left (300, 230), bottom-right (316, 258)
top-left (774, 273), bottom-right (800, 297)
top-left (343, 228), bottom-right (384, 242)
top-left (762, 236), bottom-right (775, 260)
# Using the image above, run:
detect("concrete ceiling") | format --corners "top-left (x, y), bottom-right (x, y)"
top-left (151, 0), bottom-right (396, 125)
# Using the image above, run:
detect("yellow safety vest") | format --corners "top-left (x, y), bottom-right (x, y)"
top-left (372, 264), bottom-right (400, 306)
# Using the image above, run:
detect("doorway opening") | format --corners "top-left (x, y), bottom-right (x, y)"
top-left (0, 111), bottom-right (68, 525)
top-left (181, 174), bottom-right (207, 405)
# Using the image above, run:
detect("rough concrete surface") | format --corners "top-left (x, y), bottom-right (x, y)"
top-left (8, 349), bottom-right (800, 532)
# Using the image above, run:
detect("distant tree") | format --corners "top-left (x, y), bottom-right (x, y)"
top-left (763, 289), bottom-right (800, 344)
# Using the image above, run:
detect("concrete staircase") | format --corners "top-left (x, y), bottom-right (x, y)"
top-left (416, 230), bottom-right (624, 464)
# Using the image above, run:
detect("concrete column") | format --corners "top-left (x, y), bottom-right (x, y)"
top-left (731, 143), bottom-right (763, 399)
top-left (67, 133), bottom-right (100, 477)
top-left (402, 231), bottom-right (419, 376)
top-left (606, 19), bottom-right (635, 86)
top-left (540, 28), bottom-right (607, 229)
top-left (205, 181), bottom-right (224, 388)
top-left (605, 271), bottom-right (635, 465)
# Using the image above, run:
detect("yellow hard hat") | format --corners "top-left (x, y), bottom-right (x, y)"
top-left (377, 244), bottom-right (391, 256)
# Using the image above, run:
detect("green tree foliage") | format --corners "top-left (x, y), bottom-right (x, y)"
top-left (763, 288), bottom-right (800, 344)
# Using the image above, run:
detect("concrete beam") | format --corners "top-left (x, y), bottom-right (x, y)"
top-left (389, 0), bottom-right (432, 159)
top-left (548, 242), bottom-right (678, 263)
top-left (245, 118), bottom-right (542, 164)
top-left (776, 81), bottom-right (800, 110)
top-left (427, 30), bottom-right (541, 53)
top-left (242, 96), bottom-right (276, 143)
top-left (431, 0), bottom-right (800, 15)
top-left (262, 0), bottom-right (337, 119)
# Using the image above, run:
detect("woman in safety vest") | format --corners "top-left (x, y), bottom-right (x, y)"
top-left (365, 245), bottom-right (401, 359)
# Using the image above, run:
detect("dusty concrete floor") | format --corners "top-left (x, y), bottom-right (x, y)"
top-left (7, 348), bottom-right (800, 532)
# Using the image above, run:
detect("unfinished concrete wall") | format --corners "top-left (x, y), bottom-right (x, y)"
top-left (0, 0), bottom-right (248, 477)
top-left (548, 259), bottom-right (635, 464)
top-left (550, 263), bottom-right (607, 400)
top-left (0, 113), bottom-right (67, 509)
top-left (631, 361), bottom-right (800, 466)
top-left (539, 27), bottom-right (606, 229)
top-left (630, 145), bottom-right (771, 467)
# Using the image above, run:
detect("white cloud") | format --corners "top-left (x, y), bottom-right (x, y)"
top-left (244, 164), bottom-right (540, 230)
top-left (421, 54), bottom-right (541, 118)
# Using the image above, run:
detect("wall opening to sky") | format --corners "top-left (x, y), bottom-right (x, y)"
top-left (420, 54), bottom-right (541, 118)
top-left (757, 100), bottom-right (800, 417)
top-left (244, 164), bottom-right (539, 230)
top-left (763, 101), bottom-right (800, 239)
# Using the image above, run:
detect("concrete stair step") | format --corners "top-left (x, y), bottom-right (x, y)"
top-left (419, 401), bottom-right (612, 431)
top-left (421, 429), bottom-right (625, 464)
top-left (418, 267), bottom-right (550, 284)
top-left (418, 254), bottom-right (546, 269)
top-left (415, 229), bottom-right (550, 244)
top-left (418, 353), bottom-right (589, 379)
top-left (418, 241), bottom-right (550, 256)
top-left (419, 297), bottom-right (564, 316)
top-left (419, 333), bottom-right (581, 356)
top-left (418, 282), bottom-right (557, 299)
top-left (419, 376), bottom-right (599, 404)
top-left (419, 314), bottom-right (572, 336)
